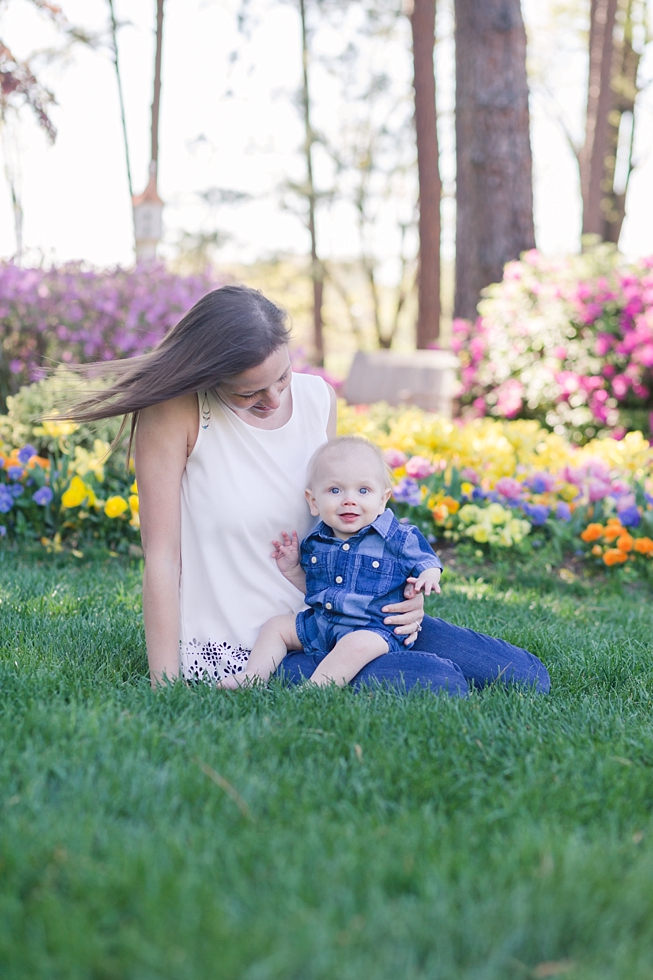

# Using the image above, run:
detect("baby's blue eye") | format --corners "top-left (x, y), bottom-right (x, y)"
top-left (359, 488), bottom-right (369, 495)
top-left (329, 487), bottom-right (341, 495)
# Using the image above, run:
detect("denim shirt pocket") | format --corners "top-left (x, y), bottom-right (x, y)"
top-left (351, 554), bottom-right (394, 595)
top-left (305, 549), bottom-right (336, 594)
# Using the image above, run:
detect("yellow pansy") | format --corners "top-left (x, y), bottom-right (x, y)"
top-left (104, 495), bottom-right (129, 518)
top-left (34, 418), bottom-right (79, 439)
top-left (61, 475), bottom-right (95, 509)
top-left (72, 439), bottom-right (110, 482)
top-left (129, 494), bottom-right (140, 528)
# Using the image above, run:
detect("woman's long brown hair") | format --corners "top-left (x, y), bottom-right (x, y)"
top-left (63, 284), bottom-right (291, 459)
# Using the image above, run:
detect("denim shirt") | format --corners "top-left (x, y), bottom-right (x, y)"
top-left (299, 509), bottom-right (442, 634)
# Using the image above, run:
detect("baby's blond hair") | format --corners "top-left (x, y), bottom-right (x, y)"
top-left (306, 436), bottom-right (392, 491)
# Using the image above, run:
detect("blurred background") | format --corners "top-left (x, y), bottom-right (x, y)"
top-left (1, 0), bottom-right (652, 402)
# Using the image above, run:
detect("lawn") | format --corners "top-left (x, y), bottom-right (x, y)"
top-left (1, 551), bottom-right (652, 980)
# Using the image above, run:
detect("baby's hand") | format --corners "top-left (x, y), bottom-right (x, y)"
top-left (271, 531), bottom-right (300, 575)
top-left (405, 567), bottom-right (442, 598)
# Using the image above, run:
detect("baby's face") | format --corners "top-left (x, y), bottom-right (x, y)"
top-left (305, 453), bottom-right (391, 539)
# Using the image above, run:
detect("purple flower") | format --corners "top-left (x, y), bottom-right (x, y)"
top-left (392, 478), bottom-right (422, 507)
top-left (0, 489), bottom-right (14, 513)
top-left (523, 503), bottom-right (550, 526)
top-left (555, 502), bottom-right (571, 522)
top-left (0, 525), bottom-right (6, 537)
top-left (526, 472), bottom-right (557, 494)
top-left (7, 466), bottom-right (24, 481)
top-left (33, 486), bottom-right (53, 506)
top-left (618, 505), bottom-right (641, 528)
top-left (17, 444), bottom-right (37, 465)
top-left (10, 484), bottom-right (23, 498)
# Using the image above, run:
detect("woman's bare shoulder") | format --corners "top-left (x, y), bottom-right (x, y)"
top-left (137, 393), bottom-right (199, 455)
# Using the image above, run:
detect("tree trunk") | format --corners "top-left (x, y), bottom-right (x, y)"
top-left (107, 0), bottom-right (133, 199)
top-left (151, 0), bottom-right (165, 181)
top-left (578, 0), bottom-right (642, 244)
top-left (411, 0), bottom-right (441, 349)
top-left (579, 0), bottom-right (618, 238)
top-left (453, 0), bottom-right (535, 322)
top-left (299, 0), bottom-right (324, 366)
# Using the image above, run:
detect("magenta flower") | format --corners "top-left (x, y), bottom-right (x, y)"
top-left (405, 456), bottom-right (434, 480)
top-left (383, 449), bottom-right (407, 469)
top-left (495, 477), bottom-right (523, 500)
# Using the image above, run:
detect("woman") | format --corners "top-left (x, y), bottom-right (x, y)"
top-left (69, 285), bottom-right (549, 695)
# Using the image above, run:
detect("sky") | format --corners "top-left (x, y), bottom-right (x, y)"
top-left (0, 0), bottom-right (652, 271)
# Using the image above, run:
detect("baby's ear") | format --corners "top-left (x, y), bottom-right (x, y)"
top-left (305, 488), bottom-right (320, 517)
top-left (381, 488), bottom-right (392, 508)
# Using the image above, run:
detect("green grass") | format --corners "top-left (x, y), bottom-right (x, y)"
top-left (1, 551), bottom-right (652, 980)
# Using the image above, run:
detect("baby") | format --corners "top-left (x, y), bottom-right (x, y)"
top-left (220, 436), bottom-right (443, 688)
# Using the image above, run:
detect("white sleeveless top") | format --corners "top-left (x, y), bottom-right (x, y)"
top-left (179, 371), bottom-right (331, 682)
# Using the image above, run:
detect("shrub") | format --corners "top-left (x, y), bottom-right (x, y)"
top-left (451, 244), bottom-right (653, 442)
top-left (0, 261), bottom-right (222, 408)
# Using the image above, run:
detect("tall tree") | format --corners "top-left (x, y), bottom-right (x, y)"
top-left (411, 0), bottom-right (441, 348)
top-left (298, 0), bottom-right (325, 365)
top-left (132, 0), bottom-right (165, 262)
top-left (578, 0), bottom-right (646, 243)
top-left (453, 0), bottom-right (535, 322)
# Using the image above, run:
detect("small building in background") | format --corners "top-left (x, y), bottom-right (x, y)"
top-left (132, 170), bottom-right (163, 263)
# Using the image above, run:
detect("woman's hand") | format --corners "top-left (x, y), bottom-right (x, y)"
top-left (382, 589), bottom-right (425, 646)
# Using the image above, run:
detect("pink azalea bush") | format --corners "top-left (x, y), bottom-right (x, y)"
top-left (451, 245), bottom-right (653, 441)
top-left (0, 262), bottom-right (222, 405)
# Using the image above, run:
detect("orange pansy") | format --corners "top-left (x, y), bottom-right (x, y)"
top-left (603, 548), bottom-right (628, 566)
top-left (634, 537), bottom-right (653, 555)
top-left (580, 523), bottom-right (604, 543)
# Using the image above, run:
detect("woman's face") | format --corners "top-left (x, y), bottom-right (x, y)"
top-left (218, 346), bottom-right (292, 420)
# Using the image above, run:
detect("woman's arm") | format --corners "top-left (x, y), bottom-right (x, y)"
top-left (135, 394), bottom-right (198, 686)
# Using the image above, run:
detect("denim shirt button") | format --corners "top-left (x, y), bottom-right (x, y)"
top-left (335, 576), bottom-right (343, 584)
top-left (325, 602), bottom-right (333, 610)
top-left (342, 543), bottom-right (350, 551)
top-left (372, 561), bottom-right (380, 568)
top-left (311, 556), bottom-right (317, 564)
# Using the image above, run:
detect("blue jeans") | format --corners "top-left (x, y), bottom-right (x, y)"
top-left (274, 614), bottom-right (550, 697)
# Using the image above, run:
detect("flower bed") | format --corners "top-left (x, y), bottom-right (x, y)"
top-left (1, 396), bottom-right (652, 572)
top-left (339, 402), bottom-right (653, 575)
top-left (451, 245), bottom-right (653, 441)
top-left (0, 261), bottom-right (221, 406)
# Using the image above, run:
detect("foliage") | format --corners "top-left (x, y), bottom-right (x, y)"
top-left (0, 261), bottom-right (221, 407)
top-left (2, 557), bottom-right (653, 977)
top-left (450, 244), bottom-right (653, 441)
top-left (0, 365), bottom-right (124, 455)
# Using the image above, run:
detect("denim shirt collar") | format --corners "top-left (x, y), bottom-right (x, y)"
top-left (307, 507), bottom-right (395, 545)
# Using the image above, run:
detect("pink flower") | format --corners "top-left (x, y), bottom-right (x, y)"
top-left (587, 478), bottom-right (612, 502)
top-left (595, 333), bottom-right (613, 356)
top-left (405, 455), bottom-right (434, 479)
top-left (495, 477), bottom-right (523, 499)
top-left (552, 346), bottom-right (567, 360)
top-left (635, 344), bottom-right (653, 368)
top-left (383, 449), bottom-right (407, 469)
top-left (460, 467), bottom-right (479, 483)
top-left (495, 379), bottom-right (524, 418)
top-left (612, 374), bottom-right (630, 399)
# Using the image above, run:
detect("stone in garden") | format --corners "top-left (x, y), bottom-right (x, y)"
top-left (344, 349), bottom-right (459, 415)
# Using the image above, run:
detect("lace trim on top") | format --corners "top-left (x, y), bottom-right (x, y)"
top-left (181, 637), bottom-right (250, 684)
